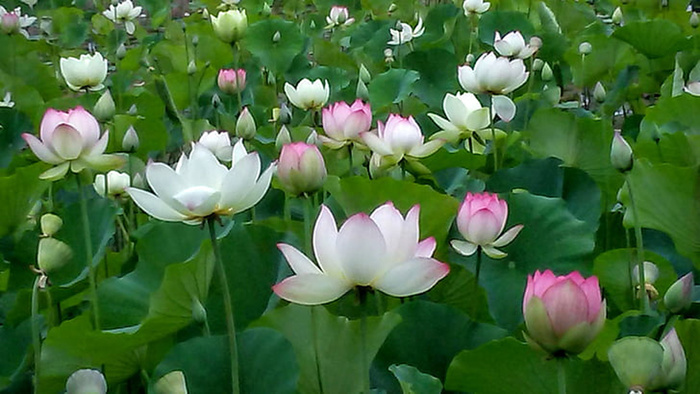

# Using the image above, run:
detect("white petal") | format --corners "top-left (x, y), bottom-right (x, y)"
top-left (146, 162), bottom-right (187, 201)
top-left (127, 187), bottom-right (188, 222)
top-left (407, 139), bottom-right (444, 158)
top-left (464, 107), bottom-right (491, 131)
top-left (172, 186), bottom-right (220, 216)
top-left (39, 162), bottom-right (70, 181)
top-left (427, 113), bottom-right (459, 133)
top-left (219, 152), bottom-right (260, 209)
top-left (313, 205), bottom-right (345, 278)
top-left (415, 237), bottom-right (436, 258)
top-left (492, 95), bottom-right (516, 122)
top-left (51, 124), bottom-right (83, 160)
top-left (22, 133), bottom-right (63, 164)
top-left (373, 257), bottom-right (450, 297)
top-left (361, 132), bottom-right (394, 156)
top-left (482, 245), bottom-right (507, 259)
top-left (272, 274), bottom-right (352, 305)
top-left (492, 224), bottom-right (523, 247)
top-left (336, 213), bottom-right (387, 286)
top-left (228, 163), bottom-right (274, 213)
top-left (278, 243), bottom-right (321, 275)
top-left (450, 239), bottom-right (478, 256)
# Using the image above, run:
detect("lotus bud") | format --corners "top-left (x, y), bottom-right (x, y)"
top-left (154, 371), bottom-right (188, 394)
top-left (279, 103), bottom-right (292, 124)
top-left (66, 369), bottom-right (107, 394)
top-left (612, 7), bottom-right (623, 25)
top-left (191, 34), bottom-right (199, 47)
top-left (356, 79), bottom-right (369, 100)
top-left (608, 337), bottom-right (665, 391)
top-left (593, 82), bottom-right (606, 102)
top-left (218, 68), bottom-right (246, 95)
top-left (187, 60), bottom-right (197, 75)
top-left (309, 20), bottom-right (316, 30)
top-left (465, 53), bottom-right (475, 65)
top-left (94, 171), bottom-right (131, 197)
top-left (40, 213), bottom-right (63, 237)
top-left (261, 2), bottom-right (272, 17)
top-left (37, 237), bottom-right (73, 274)
top-left (210, 9), bottom-right (247, 43)
top-left (532, 58), bottom-right (544, 71)
top-left (664, 272), bottom-right (694, 313)
top-left (272, 30), bottom-right (281, 43)
top-left (359, 64), bottom-right (371, 83)
top-left (122, 125), bottom-right (140, 151)
top-left (277, 142), bottom-right (327, 196)
top-left (212, 93), bottom-right (222, 109)
top-left (201, 8), bottom-right (209, 20)
top-left (132, 172), bottom-right (146, 189)
top-left (116, 43), bottom-right (127, 59)
top-left (691, 12), bottom-right (699, 28)
top-left (384, 48), bottom-right (394, 63)
top-left (610, 131), bottom-right (633, 173)
top-left (306, 130), bottom-right (318, 145)
top-left (579, 42), bottom-right (592, 55)
top-left (191, 298), bottom-right (207, 324)
top-left (275, 125), bottom-right (292, 151)
top-left (529, 36), bottom-right (543, 50)
top-left (632, 261), bottom-right (660, 300)
top-left (127, 104), bottom-right (138, 116)
top-left (649, 328), bottom-right (687, 391)
top-left (541, 62), bottom-right (553, 81)
top-left (388, 3), bottom-right (398, 13)
top-left (235, 107), bottom-right (256, 140)
top-left (0, 12), bottom-right (20, 34)
top-left (94, 90), bottom-right (116, 121)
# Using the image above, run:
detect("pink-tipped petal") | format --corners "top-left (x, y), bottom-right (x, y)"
top-left (336, 213), bottom-right (387, 285)
top-left (272, 274), bottom-right (352, 305)
top-left (541, 279), bottom-right (590, 337)
top-left (278, 243), bottom-right (321, 275)
top-left (22, 133), bottom-right (63, 164)
top-left (416, 237), bottom-right (436, 258)
top-left (127, 187), bottom-right (189, 222)
top-left (313, 205), bottom-right (345, 278)
top-left (373, 257), bottom-right (450, 297)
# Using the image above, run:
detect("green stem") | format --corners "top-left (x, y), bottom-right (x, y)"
top-left (77, 175), bottom-right (100, 330)
top-left (557, 357), bottom-right (566, 394)
top-left (626, 176), bottom-right (649, 313)
top-left (360, 299), bottom-right (370, 394)
top-left (303, 196), bottom-right (314, 256)
top-left (31, 277), bottom-right (41, 394)
top-left (207, 218), bottom-right (240, 394)
top-left (489, 103), bottom-right (499, 172)
top-left (625, 226), bottom-right (636, 306)
top-left (311, 306), bottom-right (325, 394)
top-left (348, 144), bottom-right (354, 176)
top-left (475, 246), bottom-right (482, 289)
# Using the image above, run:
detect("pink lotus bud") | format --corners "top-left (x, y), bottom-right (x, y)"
top-left (523, 270), bottom-right (606, 355)
top-left (451, 192), bottom-right (523, 259)
top-left (276, 142), bottom-right (327, 196)
top-left (664, 272), bottom-right (694, 313)
top-left (218, 68), bottom-right (246, 95)
top-left (1, 12), bottom-right (20, 34)
top-left (320, 99), bottom-right (372, 148)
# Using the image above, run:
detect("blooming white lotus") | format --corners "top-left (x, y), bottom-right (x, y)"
top-left (458, 52), bottom-right (528, 95)
top-left (198, 130), bottom-right (233, 162)
top-left (102, 0), bottom-right (142, 35)
top-left (22, 106), bottom-right (123, 180)
top-left (326, 6), bottom-right (354, 28)
top-left (284, 78), bottom-right (330, 111)
top-left (126, 141), bottom-right (275, 225)
top-left (463, 0), bottom-right (490, 16)
top-left (60, 53), bottom-right (108, 91)
top-left (210, 9), bottom-right (247, 43)
top-left (0, 6), bottom-right (36, 38)
top-left (361, 114), bottom-right (443, 164)
top-left (273, 203), bottom-right (450, 305)
top-left (494, 31), bottom-right (538, 59)
top-left (427, 92), bottom-right (490, 143)
top-left (388, 17), bottom-right (424, 45)
top-left (94, 170), bottom-right (131, 197)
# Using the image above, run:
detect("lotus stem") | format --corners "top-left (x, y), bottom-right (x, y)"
top-left (207, 217), bottom-right (240, 394)
top-left (625, 176), bottom-right (650, 313)
top-left (557, 357), bottom-right (566, 394)
top-left (359, 288), bottom-right (371, 394)
top-left (303, 195), bottom-right (314, 256)
top-left (31, 277), bottom-right (41, 394)
top-left (475, 246), bottom-right (482, 290)
top-left (348, 144), bottom-right (354, 176)
top-left (311, 306), bottom-right (325, 394)
top-left (489, 103), bottom-right (499, 172)
top-left (77, 175), bottom-right (101, 330)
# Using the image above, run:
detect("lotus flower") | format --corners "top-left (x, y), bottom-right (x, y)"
top-left (0, 6), bottom-right (35, 37)
top-left (493, 31), bottom-right (539, 59)
top-left (523, 270), bottom-right (606, 355)
top-left (22, 106), bottom-right (123, 180)
top-left (126, 141), bottom-right (275, 225)
top-left (284, 79), bottom-right (330, 111)
top-left (277, 142), bottom-right (327, 196)
top-left (427, 92), bottom-right (490, 144)
top-left (361, 114), bottom-right (443, 165)
top-left (272, 203), bottom-right (450, 305)
top-left (94, 170), bottom-right (130, 197)
top-left (451, 192), bottom-right (523, 259)
top-left (217, 68), bottom-right (246, 94)
top-left (66, 369), bottom-right (107, 394)
top-left (210, 9), bottom-right (247, 43)
top-left (326, 6), bottom-right (354, 28)
top-left (198, 130), bottom-right (233, 162)
top-left (60, 53), bottom-right (108, 91)
top-left (649, 328), bottom-right (687, 391)
top-left (388, 17), bottom-right (424, 45)
top-left (463, 0), bottom-right (490, 15)
top-left (458, 52), bottom-right (528, 95)
top-left (610, 131), bottom-right (633, 173)
top-left (320, 99), bottom-right (372, 148)
top-left (102, 0), bottom-right (142, 34)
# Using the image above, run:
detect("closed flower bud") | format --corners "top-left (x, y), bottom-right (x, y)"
top-left (306, 130), bottom-right (318, 145)
top-left (261, 2), bottom-right (272, 17)
top-left (541, 62), bottom-right (553, 81)
top-left (608, 336), bottom-right (665, 391)
top-left (612, 7), bottom-right (623, 25)
top-left (218, 68), bottom-right (246, 95)
top-left (356, 79), bottom-right (369, 100)
top-left (122, 125), bottom-right (139, 151)
top-left (37, 237), bottom-right (73, 273)
top-left (40, 213), bottom-right (63, 236)
top-left (94, 170), bottom-right (131, 197)
top-left (593, 81), bottom-right (606, 102)
top-left (187, 60), bottom-right (197, 75)
top-left (465, 53), bottom-right (475, 65)
top-left (191, 298), bottom-right (207, 324)
top-left (578, 42), bottom-right (592, 55)
top-left (212, 93), bottom-right (222, 109)
top-left (235, 107), bottom-right (256, 140)
top-left (691, 12), bottom-right (700, 28)
top-left (154, 371), bottom-right (187, 394)
top-left (275, 125), bottom-right (292, 150)
top-left (359, 64), bottom-right (371, 83)
top-left (632, 261), bottom-right (659, 285)
top-left (532, 58), bottom-right (544, 71)
top-left (210, 9), bottom-right (247, 43)
top-left (610, 131), bottom-right (633, 172)
top-left (191, 34), bottom-right (199, 47)
top-left (277, 142), bottom-right (327, 196)
top-left (127, 104), bottom-right (138, 116)
top-left (116, 43), bottom-right (127, 59)
top-left (664, 272), bottom-right (694, 313)
top-left (279, 103), bottom-right (292, 124)
top-left (132, 172), bottom-right (145, 188)
top-left (66, 369), bottom-right (107, 394)
top-left (94, 90), bottom-right (116, 121)
top-left (650, 328), bottom-right (687, 391)
top-left (272, 30), bottom-right (281, 43)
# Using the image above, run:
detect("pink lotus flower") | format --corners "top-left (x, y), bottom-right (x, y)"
top-left (523, 270), bottom-right (606, 355)
top-left (451, 192), bottom-right (523, 259)
top-left (320, 99), bottom-right (372, 148)
top-left (218, 68), bottom-right (246, 95)
top-left (277, 142), bottom-right (327, 196)
top-left (361, 114), bottom-right (443, 164)
top-left (22, 106), bottom-right (123, 180)
top-left (272, 203), bottom-right (450, 305)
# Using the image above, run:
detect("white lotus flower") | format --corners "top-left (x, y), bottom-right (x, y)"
top-left (198, 130), bottom-right (233, 162)
top-left (284, 78), bottom-right (330, 111)
top-left (463, 0), bottom-right (490, 15)
top-left (102, 0), bottom-right (142, 34)
top-left (494, 31), bottom-right (538, 59)
top-left (326, 6), bottom-right (354, 28)
top-left (458, 52), bottom-right (528, 95)
top-left (427, 92), bottom-right (490, 143)
top-left (0, 92), bottom-right (14, 108)
top-left (94, 170), bottom-right (131, 197)
top-left (388, 17), bottom-right (424, 45)
top-left (59, 53), bottom-right (108, 92)
top-left (272, 203), bottom-right (450, 305)
top-left (126, 141), bottom-right (275, 225)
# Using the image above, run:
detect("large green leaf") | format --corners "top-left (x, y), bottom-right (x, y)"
top-left (675, 319), bottom-right (700, 392)
top-left (368, 69), bottom-right (420, 112)
top-left (244, 19), bottom-right (305, 75)
top-left (389, 364), bottom-right (442, 394)
top-left (254, 304), bottom-right (401, 394)
top-left (618, 159), bottom-right (700, 263)
top-left (612, 20), bottom-right (688, 59)
top-left (404, 49), bottom-right (459, 109)
top-left (0, 164), bottom-right (48, 237)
